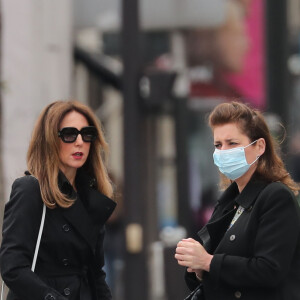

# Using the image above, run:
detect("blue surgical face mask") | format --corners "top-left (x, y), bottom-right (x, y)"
top-left (213, 140), bottom-right (260, 180)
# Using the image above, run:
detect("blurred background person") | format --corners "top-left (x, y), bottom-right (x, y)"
top-left (185, 0), bottom-right (249, 101)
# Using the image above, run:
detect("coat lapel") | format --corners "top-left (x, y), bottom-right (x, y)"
top-left (198, 179), bottom-right (268, 253)
top-left (61, 195), bottom-right (99, 253)
top-left (198, 183), bottom-right (238, 252)
top-left (206, 209), bottom-right (236, 252)
top-left (82, 188), bottom-right (116, 227)
top-left (59, 171), bottom-right (116, 254)
top-left (235, 180), bottom-right (268, 209)
top-left (75, 170), bottom-right (116, 227)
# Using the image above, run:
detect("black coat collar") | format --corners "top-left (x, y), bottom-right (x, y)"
top-left (58, 169), bottom-right (117, 226)
top-left (75, 169), bottom-right (116, 226)
top-left (217, 178), bottom-right (269, 210)
top-left (198, 177), bottom-right (269, 252)
top-left (58, 169), bottom-right (116, 253)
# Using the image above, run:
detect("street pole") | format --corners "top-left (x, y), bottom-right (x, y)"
top-left (122, 0), bottom-right (148, 299)
top-left (266, 0), bottom-right (289, 125)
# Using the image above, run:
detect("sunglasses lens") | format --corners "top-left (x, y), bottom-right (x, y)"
top-left (60, 128), bottom-right (78, 143)
top-left (58, 127), bottom-right (97, 143)
top-left (81, 127), bottom-right (97, 142)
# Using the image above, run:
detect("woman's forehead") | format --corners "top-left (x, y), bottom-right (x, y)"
top-left (213, 123), bottom-right (248, 141)
top-left (60, 111), bottom-right (89, 128)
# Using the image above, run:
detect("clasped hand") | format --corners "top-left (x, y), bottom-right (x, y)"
top-left (174, 238), bottom-right (213, 274)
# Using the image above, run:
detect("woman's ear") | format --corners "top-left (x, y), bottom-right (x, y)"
top-left (257, 138), bottom-right (266, 156)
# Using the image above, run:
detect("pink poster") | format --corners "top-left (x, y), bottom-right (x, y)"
top-left (224, 0), bottom-right (266, 109)
top-left (187, 0), bottom-right (266, 109)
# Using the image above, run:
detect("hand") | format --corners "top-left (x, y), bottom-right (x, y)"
top-left (174, 238), bottom-right (213, 272)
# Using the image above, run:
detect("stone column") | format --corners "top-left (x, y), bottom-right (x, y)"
top-left (1, 0), bottom-right (72, 199)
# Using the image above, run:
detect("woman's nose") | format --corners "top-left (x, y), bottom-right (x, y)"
top-left (75, 134), bottom-right (84, 145)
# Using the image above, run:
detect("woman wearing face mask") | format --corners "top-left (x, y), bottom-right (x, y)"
top-left (175, 101), bottom-right (300, 300)
top-left (0, 101), bottom-right (116, 300)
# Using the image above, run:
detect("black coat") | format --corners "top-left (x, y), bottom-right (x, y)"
top-left (0, 171), bottom-right (116, 300)
top-left (185, 179), bottom-right (300, 300)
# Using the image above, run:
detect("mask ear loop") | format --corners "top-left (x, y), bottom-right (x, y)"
top-left (245, 139), bottom-right (261, 166)
top-left (244, 139), bottom-right (259, 149)
top-left (249, 155), bottom-right (260, 166)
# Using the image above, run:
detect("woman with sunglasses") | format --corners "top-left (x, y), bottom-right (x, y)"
top-left (0, 101), bottom-right (116, 300)
top-left (175, 102), bottom-right (300, 300)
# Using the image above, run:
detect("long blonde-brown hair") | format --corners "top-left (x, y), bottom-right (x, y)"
top-left (208, 101), bottom-right (299, 195)
top-left (27, 100), bottom-right (113, 208)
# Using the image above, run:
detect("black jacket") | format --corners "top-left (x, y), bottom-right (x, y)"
top-left (185, 179), bottom-right (300, 300)
top-left (0, 170), bottom-right (116, 300)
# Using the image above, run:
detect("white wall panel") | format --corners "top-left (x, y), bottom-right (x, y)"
top-left (1, 0), bottom-right (73, 199)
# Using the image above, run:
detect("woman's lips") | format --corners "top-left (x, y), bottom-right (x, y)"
top-left (72, 152), bottom-right (83, 159)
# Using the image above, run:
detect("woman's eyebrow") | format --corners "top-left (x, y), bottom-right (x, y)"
top-left (214, 138), bottom-right (238, 143)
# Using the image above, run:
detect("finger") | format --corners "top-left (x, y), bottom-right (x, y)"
top-left (175, 253), bottom-right (188, 261)
top-left (182, 238), bottom-right (197, 243)
top-left (176, 246), bottom-right (190, 255)
top-left (177, 260), bottom-right (191, 267)
top-left (177, 241), bottom-right (198, 250)
top-left (177, 241), bottom-right (189, 247)
top-left (177, 241), bottom-right (193, 248)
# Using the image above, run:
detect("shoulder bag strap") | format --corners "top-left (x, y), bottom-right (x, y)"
top-left (31, 203), bottom-right (46, 271)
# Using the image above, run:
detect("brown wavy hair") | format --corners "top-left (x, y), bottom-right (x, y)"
top-left (208, 101), bottom-right (299, 195)
top-left (27, 100), bottom-right (113, 208)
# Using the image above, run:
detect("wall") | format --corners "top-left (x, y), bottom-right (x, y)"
top-left (1, 0), bottom-right (73, 199)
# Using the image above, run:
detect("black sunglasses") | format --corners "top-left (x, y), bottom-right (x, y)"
top-left (58, 126), bottom-right (98, 143)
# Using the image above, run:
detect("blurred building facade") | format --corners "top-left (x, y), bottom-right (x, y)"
top-left (0, 0), bottom-right (73, 199)
top-left (72, 1), bottom-right (300, 299)
top-left (1, 0), bottom-right (300, 300)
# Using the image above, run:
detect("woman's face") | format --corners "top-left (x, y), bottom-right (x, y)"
top-left (58, 111), bottom-right (91, 177)
top-left (213, 122), bottom-right (260, 165)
